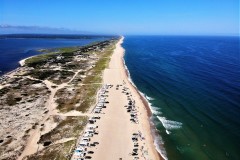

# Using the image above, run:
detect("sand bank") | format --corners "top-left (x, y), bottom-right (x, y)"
top-left (19, 57), bottom-right (27, 66)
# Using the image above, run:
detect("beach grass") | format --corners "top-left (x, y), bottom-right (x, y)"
top-left (76, 84), bottom-right (101, 112)
top-left (27, 69), bottom-right (75, 85)
top-left (39, 116), bottom-right (87, 144)
top-left (27, 116), bottom-right (88, 160)
top-left (83, 43), bottom-right (115, 84)
top-left (25, 52), bottom-right (59, 67)
top-left (26, 139), bottom-right (76, 160)
top-left (58, 47), bottom-right (79, 53)
top-left (55, 41), bottom-right (116, 113)
top-left (25, 46), bottom-right (79, 67)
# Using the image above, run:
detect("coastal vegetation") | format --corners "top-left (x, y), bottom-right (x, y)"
top-left (27, 69), bottom-right (75, 84)
top-left (0, 38), bottom-right (119, 159)
top-left (26, 140), bottom-right (76, 160)
top-left (55, 41), bottom-right (116, 113)
top-left (39, 116), bottom-right (88, 144)
top-left (0, 77), bottom-right (50, 159)
top-left (26, 116), bottom-right (88, 160)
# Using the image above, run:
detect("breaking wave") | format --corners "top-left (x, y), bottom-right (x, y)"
top-left (153, 129), bottom-right (168, 160)
top-left (157, 116), bottom-right (183, 134)
top-left (146, 95), bottom-right (155, 101)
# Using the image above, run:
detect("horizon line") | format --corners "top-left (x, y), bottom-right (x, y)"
top-left (0, 33), bottom-right (238, 37)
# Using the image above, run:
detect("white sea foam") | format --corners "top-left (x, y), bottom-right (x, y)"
top-left (123, 56), bottom-right (169, 159)
top-left (151, 106), bottom-right (162, 115)
top-left (147, 102), bottom-right (162, 115)
top-left (157, 116), bottom-right (183, 134)
top-left (153, 130), bottom-right (168, 160)
top-left (139, 91), bottom-right (162, 115)
top-left (139, 92), bottom-right (162, 115)
top-left (146, 95), bottom-right (155, 101)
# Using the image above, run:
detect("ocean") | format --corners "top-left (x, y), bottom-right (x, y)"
top-left (0, 35), bottom-right (110, 75)
top-left (123, 36), bottom-right (240, 160)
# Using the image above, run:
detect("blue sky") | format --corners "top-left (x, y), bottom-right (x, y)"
top-left (0, 0), bottom-right (239, 35)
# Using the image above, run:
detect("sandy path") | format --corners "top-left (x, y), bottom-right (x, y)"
top-left (18, 69), bottom-right (84, 159)
top-left (56, 110), bottom-right (92, 117)
top-left (86, 37), bottom-right (161, 160)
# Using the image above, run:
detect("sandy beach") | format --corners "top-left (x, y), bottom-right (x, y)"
top-left (74, 37), bottom-right (162, 160)
top-left (19, 56), bottom-right (34, 66)
top-left (19, 59), bottom-right (26, 66)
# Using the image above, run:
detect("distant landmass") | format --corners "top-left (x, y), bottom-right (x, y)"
top-left (0, 33), bottom-right (116, 39)
top-left (0, 34), bottom-right (114, 75)
top-left (0, 24), bottom-right (99, 35)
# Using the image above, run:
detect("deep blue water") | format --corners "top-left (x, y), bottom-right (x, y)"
top-left (0, 36), bottom-right (107, 75)
top-left (123, 36), bottom-right (240, 160)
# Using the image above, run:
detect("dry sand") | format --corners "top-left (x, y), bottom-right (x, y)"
top-left (88, 37), bottom-right (162, 160)
top-left (17, 69), bottom-right (88, 160)
top-left (19, 56), bottom-right (31, 66)
top-left (19, 59), bottom-right (26, 66)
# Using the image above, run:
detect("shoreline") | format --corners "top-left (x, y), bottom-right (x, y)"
top-left (122, 49), bottom-right (167, 160)
top-left (0, 56), bottom-right (35, 77)
top-left (19, 56), bottom-right (32, 66)
top-left (120, 37), bottom-right (164, 160)
top-left (19, 58), bottom-right (26, 66)
top-left (1, 54), bottom-right (39, 77)
top-left (81, 36), bottom-right (162, 160)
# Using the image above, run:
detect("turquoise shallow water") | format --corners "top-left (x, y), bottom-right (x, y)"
top-left (123, 36), bottom-right (240, 160)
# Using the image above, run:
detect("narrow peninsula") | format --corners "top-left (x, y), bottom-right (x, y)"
top-left (0, 37), bottom-right (161, 160)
